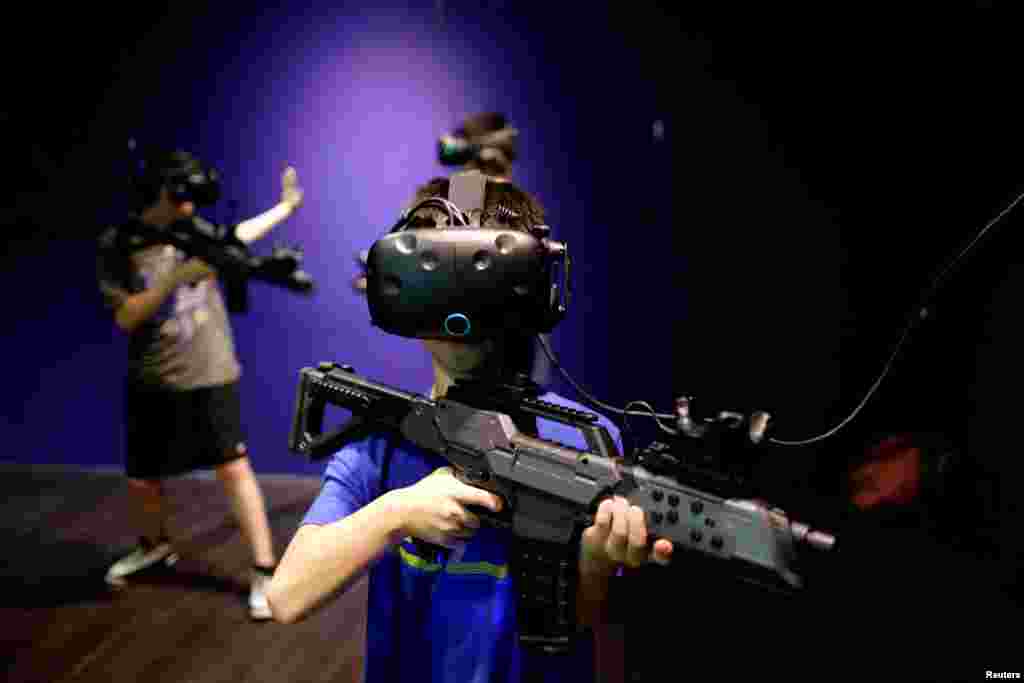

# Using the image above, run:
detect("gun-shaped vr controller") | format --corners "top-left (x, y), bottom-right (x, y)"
top-left (289, 362), bottom-right (836, 653)
top-left (122, 216), bottom-right (314, 311)
top-left (293, 169), bottom-right (835, 653)
top-left (124, 151), bottom-right (314, 311)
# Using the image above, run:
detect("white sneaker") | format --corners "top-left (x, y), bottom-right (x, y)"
top-left (249, 567), bottom-right (274, 620)
top-left (106, 537), bottom-right (178, 586)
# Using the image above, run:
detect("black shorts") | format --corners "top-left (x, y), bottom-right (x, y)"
top-left (124, 380), bottom-right (248, 479)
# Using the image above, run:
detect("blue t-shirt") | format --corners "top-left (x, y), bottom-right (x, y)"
top-left (301, 391), bottom-right (623, 683)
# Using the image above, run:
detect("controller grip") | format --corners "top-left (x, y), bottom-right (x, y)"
top-left (454, 468), bottom-right (514, 529)
top-left (407, 471), bottom-right (507, 559)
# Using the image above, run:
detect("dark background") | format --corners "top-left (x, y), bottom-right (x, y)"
top-left (5, 3), bottom-right (1024, 669)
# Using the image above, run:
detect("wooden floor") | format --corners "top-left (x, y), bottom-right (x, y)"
top-left (5, 463), bottom-right (1024, 682)
top-left (0, 464), bottom-right (366, 683)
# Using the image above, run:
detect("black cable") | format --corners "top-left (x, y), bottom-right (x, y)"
top-left (535, 334), bottom-right (677, 434)
top-left (535, 180), bottom-right (1024, 450)
top-left (620, 400), bottom-right (646, 457)
top-left (769, 183), bottom-right (1024, 446)
top-left (398, 197), bottom-right (466, 230)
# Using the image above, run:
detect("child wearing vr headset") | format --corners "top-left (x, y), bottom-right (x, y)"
top-left (96, 148), bottom-right (303, 619)
top-left (266, 167), bottom-right (673, 683)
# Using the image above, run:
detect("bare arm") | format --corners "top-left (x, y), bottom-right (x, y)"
top-left (233, 166), bottom-right (303, 244)
top-left (233, 201), bottom-right (296, 243)
top-left (267, 466), bottom-right (503, 624)
top-left (266, 491), bottom-right (407, 624)
top-left (578, 497), bottom-right (673, 683)
top-left (577, 564), bottom-right (614, 627)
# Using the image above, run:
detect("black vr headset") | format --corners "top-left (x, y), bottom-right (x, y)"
top-left (134, 150), bottom-right (222, 208)
top-left (364, 170), bottom-right (570, 343)
top-left (438, 124), bottom-right (518, 169)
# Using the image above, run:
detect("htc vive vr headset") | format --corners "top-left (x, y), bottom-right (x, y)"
top-left (437, 114), bottom-right (518, 170)
top-left (134, 149), bottom-right (222, 208)
top-left (364, 170), bottom-right (570, 342)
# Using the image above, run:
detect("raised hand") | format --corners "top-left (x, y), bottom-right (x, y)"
top-left (351, 249), bottom-right (369, 294)
top-left (281, 165), bottom-right (303, 210)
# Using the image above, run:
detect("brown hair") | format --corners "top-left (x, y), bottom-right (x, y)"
top-left (454, 112), bottom-right (517, 178)
top-left (407, 176), bottom-right (545, 231)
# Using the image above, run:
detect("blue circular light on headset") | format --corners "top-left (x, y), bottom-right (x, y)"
top-left (444, 313), bottom-right (471, 336)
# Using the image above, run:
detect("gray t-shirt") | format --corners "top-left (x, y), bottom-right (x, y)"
top-left (96, 217), bottom-right (242, 389)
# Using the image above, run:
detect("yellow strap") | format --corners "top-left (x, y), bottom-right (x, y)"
top-left (397, 545), bottom-right (441, 572)
top-left (445, 560), bottom-right (509, 580)
top-left (398, 546), bottom-right (509, 579)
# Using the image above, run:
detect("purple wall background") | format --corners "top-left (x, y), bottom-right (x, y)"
top-left (13, 8), bottom-right (1018, 509)
top-left (4, 3), bottom-right (677, 476)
